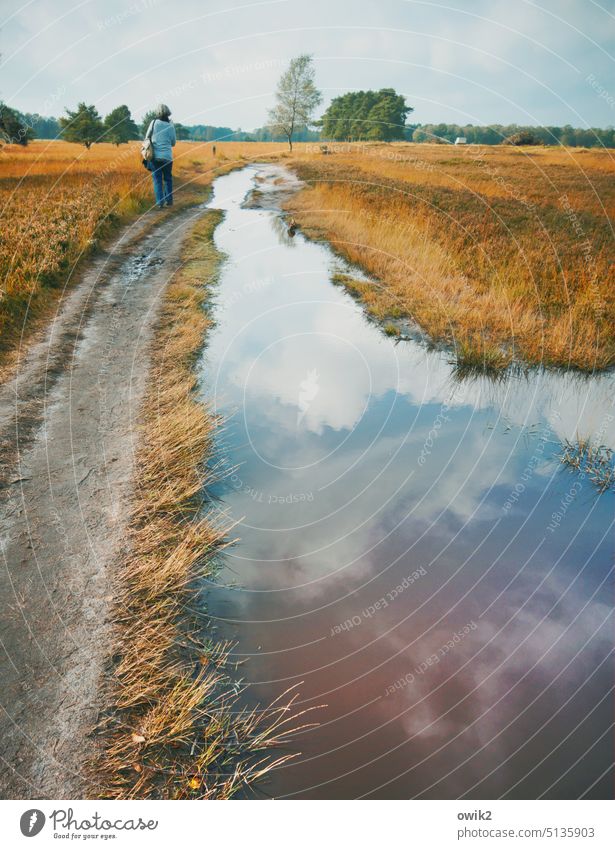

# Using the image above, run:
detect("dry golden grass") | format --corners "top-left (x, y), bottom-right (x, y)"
top-left (5, 139), bottom-right (613, 371)
top-left (0, 140), bottom-right (284, 363)
top-left (287, 142), bottom-right (615, 371)
top-left (94, 211), bottom-right (310, 800)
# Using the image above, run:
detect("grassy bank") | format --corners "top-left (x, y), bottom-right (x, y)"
top-left (286, 143), bottom-right (615, 371)
top-left (0, 140), bottom-right (285, 371)
top-left (94, 210), bottom-right (303, 799)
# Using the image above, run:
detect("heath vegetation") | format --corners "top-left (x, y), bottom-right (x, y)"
top-left (286, 142), bottom-right (615, 371)
top-left (0, 140), bottom-right (284, 366)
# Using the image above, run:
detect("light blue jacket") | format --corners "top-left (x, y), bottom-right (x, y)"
top-left (146, 118), bottom-right (176, 161)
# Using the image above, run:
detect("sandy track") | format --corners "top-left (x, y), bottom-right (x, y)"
top-left (0, 204), bottom-right (207, 799)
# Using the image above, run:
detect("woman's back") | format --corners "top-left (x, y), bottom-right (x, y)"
top-left (148, 119), bottom-right (176, 161)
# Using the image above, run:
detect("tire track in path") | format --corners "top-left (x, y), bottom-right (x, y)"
top-left (0, 204), bottom-right (208, 799)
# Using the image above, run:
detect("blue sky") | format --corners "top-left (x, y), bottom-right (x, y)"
top-left (1, 0), bottom-right (615, 128)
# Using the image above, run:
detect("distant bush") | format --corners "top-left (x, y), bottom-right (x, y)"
top-left (505, 130), bottom-right (541, 146)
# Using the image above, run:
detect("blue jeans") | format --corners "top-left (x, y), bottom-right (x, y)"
top-left (152, 159), bottom-right (173, 206)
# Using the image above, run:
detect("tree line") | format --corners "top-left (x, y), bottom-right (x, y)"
top-left (0, 98), bottom-right (323, 147)
top-left (0, 102), bottom-right (195, 148)
top-left (1, 101), bottom-right (138, 147)
top-left (407, 123), bottom-right (615, 147)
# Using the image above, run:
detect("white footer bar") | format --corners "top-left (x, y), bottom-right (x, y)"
top-left (1, 799), bottom-right (613, 848)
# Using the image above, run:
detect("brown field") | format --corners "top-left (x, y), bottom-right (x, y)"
top-left (0, 140), bottom-right (285, 365)
top-left (3, 138), bottom-right (613, 796)
top-left (286, 142), bottom-right (615, 371)
top-left (2, 139), bottom-right (614, 373)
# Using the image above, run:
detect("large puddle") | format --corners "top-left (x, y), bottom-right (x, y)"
top-left (199, 164), bottom-right (614, 799)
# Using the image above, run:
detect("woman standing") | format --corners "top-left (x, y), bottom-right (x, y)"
top-left (145, 104), bottom-right (176, 209)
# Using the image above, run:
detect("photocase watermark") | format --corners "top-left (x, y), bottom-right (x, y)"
top-left (297, 368), bottom-right (319, 428)
top-left (269, 491), bottom-right (314, 504)
top-left (330, 566), bottom-right (427, 636)
top-left (229, 472), bottom-right (313, 505)
top-left (306, 140), bottom-right (438, 172)
top-left (559, 193), bottom-right (605, 319)
top-left (95, 0), bottom-right (161, 31)
top-left (163, 59), bottom-right (282, 100)
top-left (468, 145), bottom-right (538, 213)
top-left (417, 389), bottom-right (461, 467)
top-left (417, 408), bottom-right (451, 466)
top-left (502, 431), bottom-right (549, 513)
top-left (89, 141), bottom-right (140, 189)
top-left (384, 621), bottom-right (478, 696)
top-left (202, 58), bottom-right (282, 84)
top-left (19, 806), bottom-right (159, 837)
top-left (546, 479), bottom-right (583, 534)
top-left (595, 408), bottom-right (615, 442)
top-left (586, 73), bottom-right (615, 110)
top-left (20, 809), bottom-right (45, 837)
top-left (42, 83), bottom-right (67, 117)
top-left (224, 276), bottom-right (275, 309)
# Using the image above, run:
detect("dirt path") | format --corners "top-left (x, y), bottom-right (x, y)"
top-left (0, 204), bottom-right (208, 799)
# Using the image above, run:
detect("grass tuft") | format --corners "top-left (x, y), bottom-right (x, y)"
top-left (559, 436), bottom-right (615, 493)
top-left (451, 338), bottom-right (513, 377)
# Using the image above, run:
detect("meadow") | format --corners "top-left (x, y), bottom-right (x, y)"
top-left (286, 142), bottom-right (615, 371)
top-left (2, 137), bottom-right (613, 797)
top-left (2, 139), bottom-right (614, 373)
top-left (0, 140), bottom-right (285, 366)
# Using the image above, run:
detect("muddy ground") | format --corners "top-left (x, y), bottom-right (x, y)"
top-left (0, 204), bottom-right (208, 799)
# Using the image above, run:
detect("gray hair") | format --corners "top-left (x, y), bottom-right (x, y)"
top-left (155, 103), bottom-right (171, 119)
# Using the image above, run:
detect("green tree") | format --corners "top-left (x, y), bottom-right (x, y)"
top-left (59, 102), bottom-right (104, 148)
top-left (366, 89), bottom-right (411, 140)
top-left (103, 104), bottom-right (139, 145)
top-left (320, 89), bottom-right (412, 141)
top-left (0, 102), bottom-right (33, 145)
top-left (268, 54), bottom-right (322, 151)
top-left (174, 122), bottom-right (190, 140)
top-left (140, 110), bottom-right (157, 134)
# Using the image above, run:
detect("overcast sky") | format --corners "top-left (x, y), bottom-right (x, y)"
top-left (1, 0), bottom-right (615, 129)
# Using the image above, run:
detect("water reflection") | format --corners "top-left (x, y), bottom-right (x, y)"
top-left (198, 165), bottom-right (614, 799)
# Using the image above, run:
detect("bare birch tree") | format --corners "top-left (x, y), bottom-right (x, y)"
top-left (268, 55), bottom-right (321, 151)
